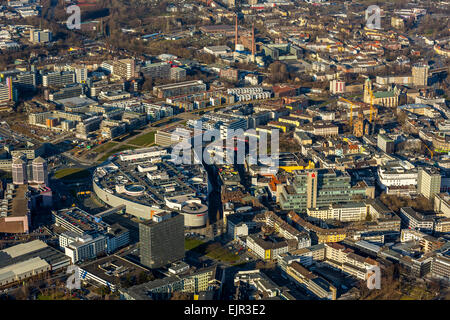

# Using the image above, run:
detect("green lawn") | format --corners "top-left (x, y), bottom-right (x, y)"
top-left (206, 247), bottom-right (239, 263)
top-left (185, 238), bottom-right (204, 251)
top-left (187, 240), bottom-right (239, 263)
top-left (54, 168), bottom-right (90, 180)
top-left (128, 131), bottom-right (156, 147)
top-left (38, 293), bottom-right (79, 300)
top-left (97, 145), bottom-right (139, 162)
top-left (93, 141), bottom-right (118, 153)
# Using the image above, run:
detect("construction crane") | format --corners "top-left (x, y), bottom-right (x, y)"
top-left (423, 142), bottom-right (434, 161)
top-left (339, 97), bottom-right (357, 128)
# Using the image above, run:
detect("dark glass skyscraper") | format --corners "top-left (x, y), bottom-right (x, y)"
top-left (139, 212), bottom-right (184, 269)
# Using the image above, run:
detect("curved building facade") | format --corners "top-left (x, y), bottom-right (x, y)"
top-left (92, 148), bottom-right (210, 227)
top-left (93, 180), bottom-right (164, 220)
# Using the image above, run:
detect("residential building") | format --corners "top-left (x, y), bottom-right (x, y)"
top-left (246, 234), bottom-right (289, 260)
top-left (417, 167), bottom-right (442, 200)
top-left (399, 207), bottom-right (435, 233)
top-left (412, 63), bottom-right (429, 87)
top-left (29, 29), bottom-right (52, 43)
top-left (377, 134), bottom-right (394, 154)
top-left (112, 59), bottom-right (136, 80)
top-left (286, 261), bottom-right (337, 300)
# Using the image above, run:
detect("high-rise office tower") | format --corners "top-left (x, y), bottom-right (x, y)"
top-left (279, 170), bottom-right (371, 211)
top-left (29, 29), bottom-right (52, 43)
top-left (12, 157), bottom-right (27, 185)
top-left (31, 156), bottom-right (49, 185)
top-left (74, 66), bottom-right (88, 83)
top-left (112, 59), bottom-right (135, 80)
top-left (139, 212), bottom-right (184, 269)
top-left (377, 133), bottom-right (395, 154)
top-left (0, 77), bottom-right (15, 103)
top-left (412, 63), bottom-right (429, 87)
top-left (12, 156), bottom-right (49, 186)
top-left (418, 167), bottom-right (441, 200)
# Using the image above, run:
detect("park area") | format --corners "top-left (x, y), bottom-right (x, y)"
top-left (53, 168), bottom-right (90, 181)
top-left (127, 131), bottom-right (156, 147)
top-left (185, 238), bottom-right (239, 264)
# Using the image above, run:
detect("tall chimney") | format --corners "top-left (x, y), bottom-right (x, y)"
top-left (235, 14), bottom-right (238, 50)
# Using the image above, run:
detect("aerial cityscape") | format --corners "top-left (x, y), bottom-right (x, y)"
top-left (0, 0), bottom-right (449, 303)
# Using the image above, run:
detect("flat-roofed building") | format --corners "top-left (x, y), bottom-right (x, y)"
top-left (418, 167), bottom-right (442, 200)
top-left (430, 252), bottom-right (450, 282)
top-left (286, 261), bottom-right (337, 300)
top-left (78, 255), bottom-right (150, 292)
top-left (112, 59), bottom-right (136, 80)
top-left (377, 133), bottom-right (394, 154)
top-left (0, 240), bottom-right (71, 288)
top-left (121, 265), bottom-right (218, 300)
top-left (153, 80), bottom-right (206, 99)
top-left (280, 169), bottom-right (369, 211)
top-left (64, 234), bottom-right (107, 263)
top-left (141, 62), bottom-right (171, 79)
top-left (0, 184), bottom-right (31, 233)
top-left (246, 233), bottom-right (289, 260)
top-left (307, 202), bottom-right (367, 222)
top-left (234, 269), bottom-right (281, 298)
top-left (399, 207), bottom-right (435, 233)
top-left (139, 212), bottom-right (184, 269)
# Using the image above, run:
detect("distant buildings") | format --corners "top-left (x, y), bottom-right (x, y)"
top-left (153, 80), bottom-right (206, 98)
top-left (42, 71), bottom-right (75, 88)
top-left (203, 45), bottom-right (231, 56)
top-left (29, 29), bottom-right (52, 43)
top-left (307, 203), bottom-right (367, 222)
top-left (329, 79), bottom-right (345, 94)
top-left (112, 59), bottom-right (136, 80)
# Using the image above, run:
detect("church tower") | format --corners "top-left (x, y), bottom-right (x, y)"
top-left (363, 78), bottom-right (372, 104)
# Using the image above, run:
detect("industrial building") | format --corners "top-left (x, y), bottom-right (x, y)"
top-left (0, 240), bottom-right (71, 288)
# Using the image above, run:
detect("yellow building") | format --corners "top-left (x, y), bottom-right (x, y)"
top-left (278, 116), bottom-right (301, 127)
top-left (280, 160), bottom-right (315, 173)
top-left (267, 121), bottom-right (288, 133)
top-left (317, 232), bottom-right (347, 243)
